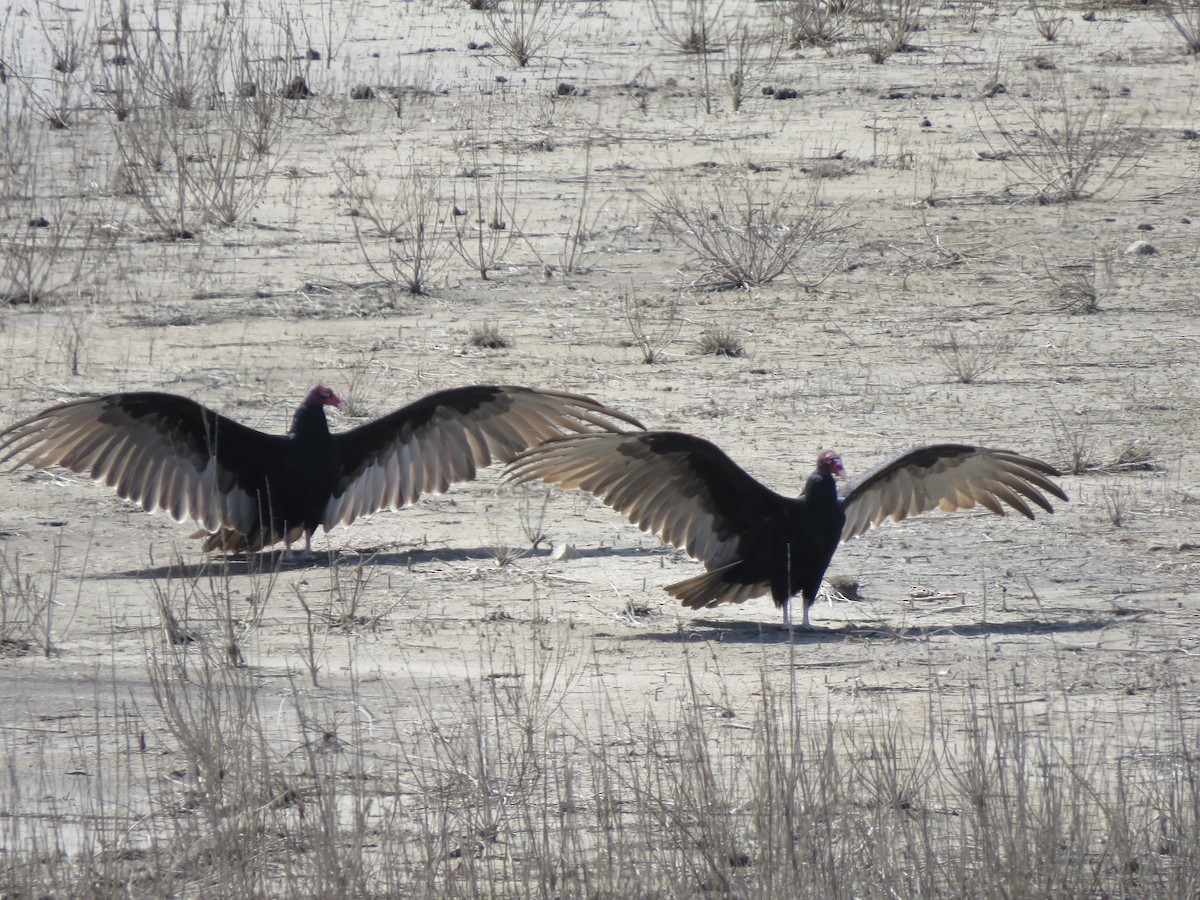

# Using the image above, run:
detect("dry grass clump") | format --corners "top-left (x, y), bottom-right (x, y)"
top-left (1042, 250), bottom-right (1112, 315)
top-left (932, 327), bottom-right (1021, 384)
top-left (861, 0), bottom-right (922, 63)
top-left (649, 0), bottom-right (729, 54)
top-left (697, 326), bottom-right (746, 357)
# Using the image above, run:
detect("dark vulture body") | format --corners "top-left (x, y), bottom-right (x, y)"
top-left (0, 384), bottom-right (643, 554)
top-left (506, 431), bottom-right (1068, 628)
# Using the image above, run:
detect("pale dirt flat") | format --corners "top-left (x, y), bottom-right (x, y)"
top-left (0, 0), bottom-right (1198, 879)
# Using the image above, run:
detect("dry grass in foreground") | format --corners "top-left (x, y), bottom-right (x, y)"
top-left (1, 559), bottom-right (1197, 898)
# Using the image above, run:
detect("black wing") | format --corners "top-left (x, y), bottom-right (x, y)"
top-left (505, 430), bottom-right (791, 569)
top-left (839, 444), bottom-right (1068, 541)
top-left (322, 386), bottom-right (644, 528)
top-left (0, 393), bottom-right (284, 534)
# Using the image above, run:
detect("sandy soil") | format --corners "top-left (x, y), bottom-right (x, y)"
top-left (1, 0), bottom-right (1198, 886)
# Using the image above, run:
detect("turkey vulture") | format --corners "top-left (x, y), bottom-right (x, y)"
top-left (506, 432), bottom-right (1068, 628)
top-left (0, 384), bottom-right (643, 555)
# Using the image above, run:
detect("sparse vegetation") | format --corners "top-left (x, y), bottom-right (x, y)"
top-left (349, 163), bottom-right (447, 295)
top-left (2, 619), bottom-right (1198, 895)
top-left (449, 145), bottom-right (523, 280)
top-left (1028, 0), bottom-right (1067, 42)
top-left (649, 0), bottom-right (728, 54)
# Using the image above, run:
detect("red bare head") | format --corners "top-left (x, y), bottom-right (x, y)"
top-left (816, 450), bottom-right (844, 478)
top-left (303, 384), bottom-right (342, 409)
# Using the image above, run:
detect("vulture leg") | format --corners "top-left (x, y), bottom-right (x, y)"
top-left (303, 529), bottom-right (315, 555)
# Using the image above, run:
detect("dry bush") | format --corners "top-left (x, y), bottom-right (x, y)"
top-left (722, 20), bottom-right (784, 112)
top-left (0, 201), bottom-right (118, 305)
top-left (862, 0), bottom-right (921, 63)
top-left (348, 163), bottom-right (448, 296)
top-left (482, 0), bottom-right (576, 67)
top-left (648, 173), bottom-right (848, 290)
top-left (468, 320), bottom-right (511, 348)
top-left (697, 326), bottom-right (746, 357)
top-left (980, 77), bottom-right (1143, 204)
top-left (1051, 409), bottom-right (1098, 475)
top-left (0, 543), bottom-right (62, 657)
top-left (106, 18), bottom-right (291, 236)
top-left (1028, 0), bottom-right (1068, 42)
top-left (449, 146), bottom-right (523, 280)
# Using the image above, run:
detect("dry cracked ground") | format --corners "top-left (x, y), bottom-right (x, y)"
top-left (1, 0), bottom-right (1198, 896)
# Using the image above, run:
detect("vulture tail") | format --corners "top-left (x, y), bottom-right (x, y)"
top-left (665, 564), bottom-right (770, 609)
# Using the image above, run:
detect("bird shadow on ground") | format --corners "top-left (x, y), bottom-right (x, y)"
top-left (625, 616), bottom-right (1116, 645)
top-left (101, 545), bottom-right (663, 580)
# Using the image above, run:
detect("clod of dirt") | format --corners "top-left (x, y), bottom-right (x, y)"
top-left (282, 76), bottom-right (310, 100)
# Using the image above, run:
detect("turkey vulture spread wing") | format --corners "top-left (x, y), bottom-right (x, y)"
top-left (0, 392), bottom-right (281, 535)
top-left (838, 444), bottom-right (1068, 542)
top-left (505, 430), bottom-right (791, 573)
top-left (320, 386), bottom-right (645, 529)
